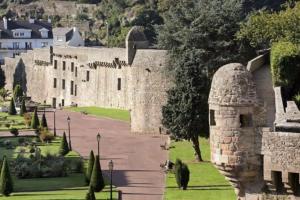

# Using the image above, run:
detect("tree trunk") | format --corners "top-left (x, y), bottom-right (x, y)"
top-left (191, 135), bottom-right (203, 162)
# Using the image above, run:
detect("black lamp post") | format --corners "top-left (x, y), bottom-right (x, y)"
top-left (53, 109), bottom-right (56, 137)
top-left (108, 160), bottom-right (114, 200)
top-left (67, 116), bottom-right (72, 150)
top-left (97, 133), bottom-right (101, 156)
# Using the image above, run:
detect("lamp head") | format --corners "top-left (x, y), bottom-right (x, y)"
top-left (97, 133), bottom-right (101, 142)
top-left (108, 160), bottom-right (113, 171)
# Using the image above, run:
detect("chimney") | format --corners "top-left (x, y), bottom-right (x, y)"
top-left (3, 17), bottom-right (7, 30)
top-left (29, 17), bottom-right (35, 24)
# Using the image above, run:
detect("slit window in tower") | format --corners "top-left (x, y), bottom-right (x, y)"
top-left (240, 114), bottom-right (253, 127)
top-left (53, 78), bottom-right (57, 88)
top-left (62, 61), bottom-right (66, 70)
top-left (210, 110), bottom-right (216, 126)
top-left (117, 78), bottom-right (121, 91)
top-left (86, 71), bottom-right (90, 81)
top-left (70, 81), bottom-right (74, 95)
top-left (54, 60), bottom-right (57, 69)
top-left (71, 62), bottom-right (74, 72)
top-left (62, 79), bottom-right (65, 89)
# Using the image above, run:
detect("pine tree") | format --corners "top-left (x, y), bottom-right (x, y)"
top-left (59, 132), bottom-right (70, 156)
top-left (85, 186), bottom-right (96, 200)
top-left (85, 150), bottom-right (95, 184)
top-left (8, 98), bottom-right (17, 115)
top-left (89, 155), bottom-right (105, 192)
top-left (0, 156), bottom-right (13, 196)
top-left (41, 113), bottom-right (48, 128)
top-left (31, 108), bottom-right (40, 129)
top-left (20, 99), bottom-right (27, 116)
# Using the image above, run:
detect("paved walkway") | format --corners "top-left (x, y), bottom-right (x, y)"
top-left (45, 109), bottom-right (168, 200)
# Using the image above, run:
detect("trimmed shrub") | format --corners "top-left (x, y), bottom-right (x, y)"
top-left (59, 132), bottom-right (69, 156)
top-left (13, 85), bottom-right (23, 100)
top-left (41, 113), bottom-right (48, 128)
top-left (10, 128), bottom-right (19, 136)
top-left (8, 98), bottom-right (17, 115)
top-left (89, 155), bottom-right (105, 192)
top-left (20, 99), bottom-right (27, 116)
top-left (271, 41), bottom-right (300, 98)
top-left (85, 150), bottom-right (95, 184)
top-left (175, 159), bottom-right (190, 190)
top-left (31, 108), bottom-right (40, 129)
top-left (0, 156), bottom-right (13, 196)
top-left (23, 113), bottom-right (32, 127)
top-left (85, 186), bottom-right (96, 200)
top-left (39, 128), bottom-right (54, 143)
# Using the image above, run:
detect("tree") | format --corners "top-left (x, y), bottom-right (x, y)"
top-left (89, 155), bottom-right (105, 192)
top-left (158, 0), bottom-right (247, 161)
top-left (85, 186), bottom-right (96, 200)
top-left (0, 88), bottom-right (10, 101)
top-left (0, 68), bottom-right (5, 89)
top-left (31, 108), bottom-right (40, 129)
top-left (13, 84), bottom-right (23, 101)
top-left (59, 132), bottom-right (70, 156)
top-left (0, 156), bottom-right (13, 196)
top-left (41, 113), bottom-right (48, 128)
top-left (8, 98), bottom-right (17, 115)
top-left (174, 159), bottom-right (190, 190)
top-left (85, 150), bottom-right (95, 184)
top-left (20, 99), bottom-right (27, 116)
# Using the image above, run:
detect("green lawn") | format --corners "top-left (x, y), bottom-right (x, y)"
top-left (66, 106), bottom-right (130, 122)
top-left (0, 112), bottom-right (28, 131)
top-left (0, 174), bottom-right (118, 200)
top-left (164, 138), bottom-right (236, 200)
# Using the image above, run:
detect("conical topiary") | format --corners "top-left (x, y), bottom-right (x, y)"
top-left (85, 150), bottom-right (95, 184)
top-left (8, 98), bottom-right (17, 115)
top-left (13, 84), bottom-right (23, 101)
top-left (85, 186), bottom-right (96, 200)
top-left (89, 155), bottom-right (105, 192)
top-left (0, 156), bottom-right (13, 196)
top-left (41, 113), bottom-right (48, 128)
top-left (19, 99), bottom-right (27, 116)
top-left (59, 132), bottom-right (69, 156)
top-left (175, 159), bottom-right (190, 190)
top-left (31, 108), bottom-right (40, 129)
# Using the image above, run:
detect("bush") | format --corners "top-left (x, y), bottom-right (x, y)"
top-left (0, 156), bottom-right (13, 196)
top-left (85, 186), bottom-right (96, 200)
top-left (10, 128), bottom-right (19, 136)
top-left (67, 159), bottom-right (83, 173)
top-left (271, 41), bottom-right (300, 98)
top-left (39, 128), bottom-right (54, 143)
top-left (23, 113), bottom-right (32, 127)
top-left (89, 155), bottom-right (105, 192)
top-left (41, 113), bottom-right (48, 128)
top-left (20, 99), bottom-right (27, 116)
top-left (18, 137), bottom-right (25, 145)
top-left (175, 159), bottom-right (190, 190)
top-left (31, 108), bottom-right (40, 130)
top-left (13, 85), bottom-right (23, 101)
top-left (59, 132), bottom-right (69, 156)
top-left (85, 150), bottom-right (95, 184)
top-left (8, 98), bottom-right (17, 115)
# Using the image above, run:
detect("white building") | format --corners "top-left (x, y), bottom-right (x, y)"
top-left (0, 17), bottom-right (53, 64)
top-left (52, 27), bottom-right (84, 47)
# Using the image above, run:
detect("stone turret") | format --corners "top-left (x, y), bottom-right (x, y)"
top-left (125, 26), bottom-right (149, 65)
top-left (208, 63), bottom-right (262, 199)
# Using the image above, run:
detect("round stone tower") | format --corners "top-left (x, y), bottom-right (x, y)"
top-left (208, 63), bottom-right (261, 199)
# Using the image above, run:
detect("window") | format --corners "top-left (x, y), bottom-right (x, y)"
top-left (71, 62), bottom-right (74, 72)
top-left (288, 173), bottom-right (300, 195)
top-left (54, 60), bottom-right (57, 69)
top-left (62, 61), bottom-right (66, 70)
top-left (70, 81), bottom-right (74, 95)
top-left (210, 110), bottom-right (216, 126)
top-left (52, 98), bottom-right (56, 108)
top-left (13, 42), bottom-right (19, 49)
top-left (53, 78), bottom-right (57, 88)
top-left (86, 71), bottom-right (90, 81)
top-left (117, 78), bottom-right (121, 90)
top-left (62, 79), bottom-right (65, 89)
top-left (239, 114), bottom-right (253, 127)
top-left (75, 67), bottom-right (78, 77)
top-left (272, 171), bottom-right (284, 193)
top-left (20, 33), bottom-right (24, 36)
top-left (75, 85), bottom-right (77, 96)
top-left (61, 99), bottom-right (64, 107)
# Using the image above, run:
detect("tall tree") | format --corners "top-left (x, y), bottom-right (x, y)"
top-left (13, 84), bottom-right (23, 101)
top-left (0, 156), bottom-right (13, 196)
top-left (158, 0), bottom-right (247, 161)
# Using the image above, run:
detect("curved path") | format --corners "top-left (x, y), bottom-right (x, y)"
top-left (45, 109), bottom-right (168, 200)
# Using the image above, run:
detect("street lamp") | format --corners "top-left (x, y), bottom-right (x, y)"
top-left (108, 160), bottom-right (114, 200)
top-left (67, 116), bottom-right (72, 150)
top-left (53, 109), bottom-right (56, 137)
top-left (97, 133), bottom-right (101, 156)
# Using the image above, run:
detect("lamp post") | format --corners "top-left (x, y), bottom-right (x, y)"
top-left (97, 133), bottom-right (101, 156)
top-left (53, 109), bottom-right (56, 137)
top-left (108, 160), bottom-right (114, 200)
top-left (67, 116), bottom-right (72, 150)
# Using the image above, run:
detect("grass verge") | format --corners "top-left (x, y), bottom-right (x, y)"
top-left (164, 138), bottom-right (236, 200)
top-left (66, 106), bottom-right (130, 122)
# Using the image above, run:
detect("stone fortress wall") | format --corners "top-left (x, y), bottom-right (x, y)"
top-left (2, 26), bottom-right (170, 135)
top-left (209, 53), bottom-right (300, 200)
